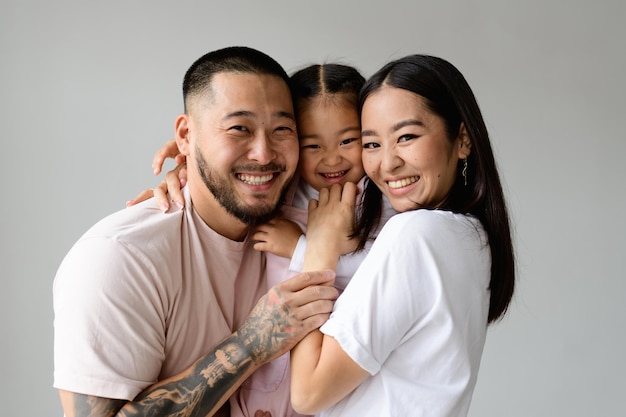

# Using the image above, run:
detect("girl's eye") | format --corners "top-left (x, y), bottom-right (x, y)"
top-left (301, 144), bottom-right (321, 150)
top-left (340, 137), bottom-right (360, 146)
top-left (362, 142), bottom-right (380, 149)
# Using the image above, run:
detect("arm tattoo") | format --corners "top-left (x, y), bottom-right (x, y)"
top-left (70, 287), bottom-right (301, 416)
top-left (69, 336), bottom-right (253, 416)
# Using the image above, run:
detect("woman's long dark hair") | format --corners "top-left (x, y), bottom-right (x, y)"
top-left (355, 55), bottom-right (515, 323)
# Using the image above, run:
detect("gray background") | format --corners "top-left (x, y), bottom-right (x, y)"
top-left (2, 1), bottom-right (624, 416)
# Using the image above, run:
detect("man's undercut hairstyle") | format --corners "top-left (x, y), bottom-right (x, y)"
top-left (182, 46), bottom-right (291, 112)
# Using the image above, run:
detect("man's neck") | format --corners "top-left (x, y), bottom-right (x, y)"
top-left (187, 180), bottom-right (249, 242)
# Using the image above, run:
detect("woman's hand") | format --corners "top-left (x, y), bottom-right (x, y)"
top-left (126, 139), bottom-right (188, 212)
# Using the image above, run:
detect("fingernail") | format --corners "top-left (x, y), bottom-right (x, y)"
top-left (176, 201), bottom-right (184, 210)
top-left (160, 202), bottom-right (169, 213)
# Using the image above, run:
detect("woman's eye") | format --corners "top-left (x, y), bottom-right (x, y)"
top-left (398, 134), bottom-right (418, 143)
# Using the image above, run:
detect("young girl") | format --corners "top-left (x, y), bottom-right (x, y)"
top-left (231, 63), bottom-right (394, 417)
top-left (289, 55), bottom-right (516, 417)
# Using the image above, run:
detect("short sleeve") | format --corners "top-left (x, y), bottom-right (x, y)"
top-left (53, 236), bottom-right (168, 400)
top-left (320, 210), bottom-right (489, 376)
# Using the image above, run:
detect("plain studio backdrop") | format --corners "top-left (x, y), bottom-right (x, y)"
top-left (1, 1), bottom-right (624, 416)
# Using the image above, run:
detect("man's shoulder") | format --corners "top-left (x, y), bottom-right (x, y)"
top-left (87, 199), bottom-right (184, 242)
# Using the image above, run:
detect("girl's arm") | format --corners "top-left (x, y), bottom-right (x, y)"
top-left (290, 183), bottom-right (370, 415)
top-left (126, 139), bottom-right (187, 212)
top-left (251, 218), bottom-right (303, 258)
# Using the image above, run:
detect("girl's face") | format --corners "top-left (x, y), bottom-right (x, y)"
top-left (360, 86), bottom-right (471, 213)
top-left (297, 97), bottom-right (365, 191)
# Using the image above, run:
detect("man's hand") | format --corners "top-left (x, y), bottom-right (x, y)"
top-left (237, 269), bottom-right (338, 365)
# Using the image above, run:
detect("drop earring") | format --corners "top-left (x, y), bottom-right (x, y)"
top-left (462, 158), bottom-right (468, 186)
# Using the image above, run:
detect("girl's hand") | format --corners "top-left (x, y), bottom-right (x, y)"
top-left (126, 139), bottom-right (188, 212)
top-left (252, 218), bottom-right (303, 258)
top-left (303, 182), bottom-right (358, 271)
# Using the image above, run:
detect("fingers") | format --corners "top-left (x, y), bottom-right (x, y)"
top-left (279, 270), bottom-right (336, 293)
top-left (126, 189), bottom-right (155, 207)
top-left (312, 182), bottom-right (357, 208)
top-left (153, 181), bottom-right (170, 212)
top-left (296, 299), bottom-right (335, 325)
top-left (341, 181), bottom-right (358, 202)
top-left (152, 139), bottom-right (179, 175)
top-left (165, 168), bottom-right (185, 210)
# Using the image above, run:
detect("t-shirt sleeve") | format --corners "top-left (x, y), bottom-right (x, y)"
top-left (320, 211), bottom-right (466, 375)
top-left (53, 236), bottom-right (168, 400)
top-left (288, 234), bottom-right (307, 273)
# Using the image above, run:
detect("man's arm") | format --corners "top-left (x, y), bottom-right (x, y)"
top-left (59, 270), bottom-right (338, 417)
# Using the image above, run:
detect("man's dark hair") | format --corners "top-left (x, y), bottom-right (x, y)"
top-left (182, 46), bottom-right (291, 112)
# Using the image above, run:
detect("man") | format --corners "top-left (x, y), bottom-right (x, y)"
top-left (53, 46), bottom-right (338, 417)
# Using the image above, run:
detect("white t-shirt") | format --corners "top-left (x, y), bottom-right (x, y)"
top-left (53, 187), bottom-right (266, 400)
top-left (319, 209), bottom-right (491, 417)
top-left (232, 178), bottom-right (397, 417)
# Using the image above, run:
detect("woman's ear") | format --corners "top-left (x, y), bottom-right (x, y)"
top-left (457, 123), bottom-right (472, 159)
top-left (175, 114), bottom-right (191, 156)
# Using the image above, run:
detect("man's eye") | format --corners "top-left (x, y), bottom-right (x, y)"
top-left (275, 126), bottom-right (293, 132)
top-left (230, 125), bottom-right (249, 132)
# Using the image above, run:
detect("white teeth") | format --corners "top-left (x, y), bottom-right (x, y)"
top-left (321, 171), bottom-right (346, 178)
top-left (238, 173), bottom-right (274, 185)
top-left (388, 176), bottom-right (419, 189)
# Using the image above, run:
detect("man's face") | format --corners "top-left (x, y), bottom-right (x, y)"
top-left (185, 72), bottom-right (299, 225)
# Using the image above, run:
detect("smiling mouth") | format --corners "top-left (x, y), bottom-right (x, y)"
top-left (320, 170), bottom-right (347, 179)
top-left (388, 176), bottom-right (419, 189)
top-left (237, 173), bottom-right (276, 185)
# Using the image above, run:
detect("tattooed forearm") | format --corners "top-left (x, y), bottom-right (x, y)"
top-left (66, 275), bottom-right (320, 417)
top-left (67, 334), bottom-right (257, 417)
top-left (72, 395), bottom-right (126, 417)
top-left (236, 286), bottom-right (302, 365)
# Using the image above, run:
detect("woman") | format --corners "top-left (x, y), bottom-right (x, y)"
top-left (290, 54), bottom-right (515, 417)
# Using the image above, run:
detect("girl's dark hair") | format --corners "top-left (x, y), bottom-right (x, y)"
top-left (356, 55), bottom-right (515, 323)
top-left (289, 63), bottom-right (365, 117)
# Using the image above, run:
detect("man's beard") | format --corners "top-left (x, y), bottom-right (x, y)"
top-left (196, 150), bottom-right (290, 226)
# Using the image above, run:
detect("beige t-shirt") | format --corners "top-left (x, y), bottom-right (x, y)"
top-left (53, 187), bottom-right (266, 400)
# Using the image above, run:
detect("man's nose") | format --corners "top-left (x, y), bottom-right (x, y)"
top-left (248, 133), bottom-right (277, 164)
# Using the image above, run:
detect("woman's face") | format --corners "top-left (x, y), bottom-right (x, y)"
top-left (360, 86), bottom-right (470, 213)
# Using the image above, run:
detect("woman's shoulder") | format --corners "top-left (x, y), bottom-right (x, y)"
top-left (382, 209), bottom-right (485, 242)
top-left (386, 208), bottom-right (477, 226)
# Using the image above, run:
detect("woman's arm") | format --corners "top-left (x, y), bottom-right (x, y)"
top-left (290, 183), bottom-right (369, 415)
top-left (290, 329), bottom-right (368, 414)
